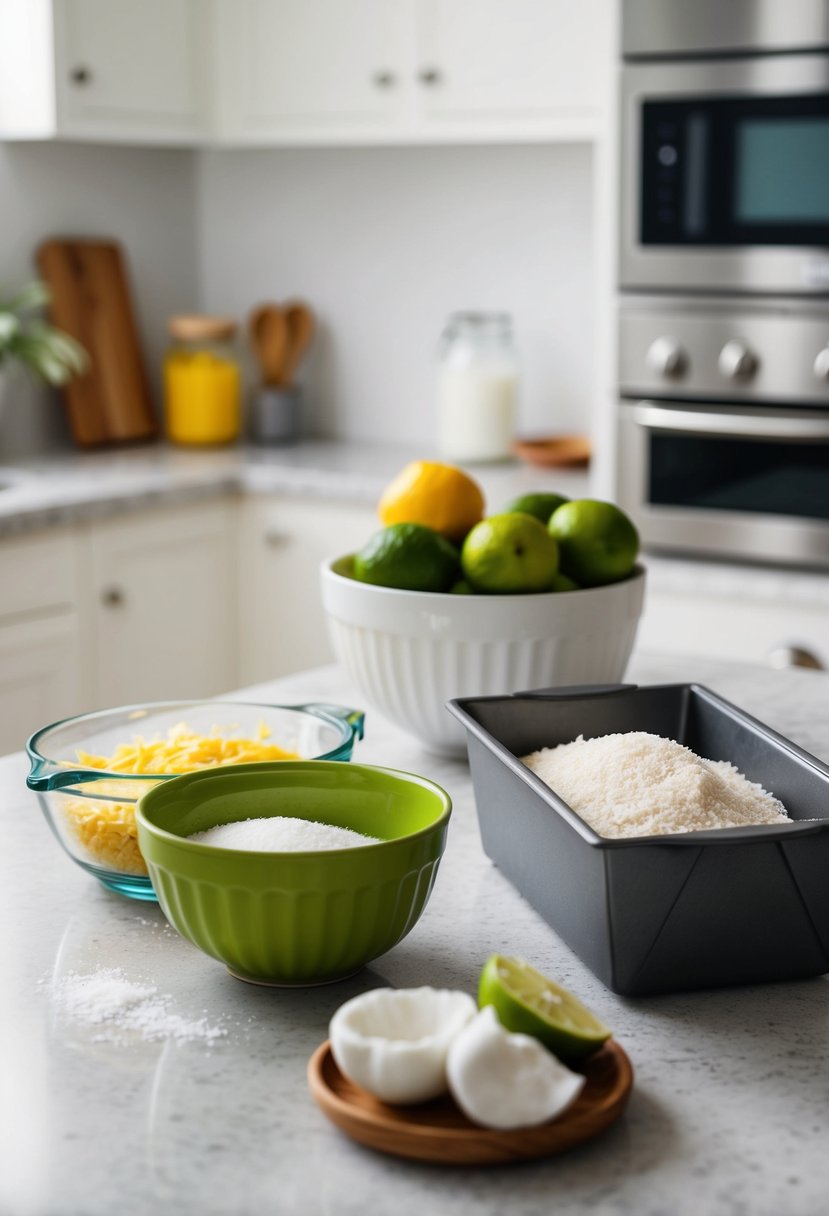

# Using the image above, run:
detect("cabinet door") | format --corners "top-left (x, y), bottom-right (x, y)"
top-left (638, 591), bottom-right (829, 670)
top-left (84, 503), bottom-right (237, 706)
top-left (54, 0), bottom-right (207, 142)
top-left (215, 0), bottom-right (414, 143)
top-left (238, 496), bottom-right (375, 685)
top-left (415, 0), bottom-right (608, 137)
top-left (0, 614), bottom-right (83, 755)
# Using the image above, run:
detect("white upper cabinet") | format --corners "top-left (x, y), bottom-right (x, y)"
top-left (0, 0), bottom-right (207, 144)
top-left (217, 0), bottom-right (610, 144)
top-left (414, 0), bottom-right (609, 139)
top-left (214, 0), bottom-right (414, 144)
top-left (0, 0), bottom-right (610, 146)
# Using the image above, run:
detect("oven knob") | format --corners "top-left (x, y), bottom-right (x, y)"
top-left (718, 340), bottom-right (758, 381)
top-left (814, 345), bottom-right (829, 381)
top-left (646, 336), bottom-right (686, 378)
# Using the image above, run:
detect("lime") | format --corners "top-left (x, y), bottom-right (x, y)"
top-left (548, 500), bottom-right (639, 588)
top-left (450, 578), bottom-right (474, 594)
top-left (550, 571), bottom-right (579, 592)
top-left (461, 514), bottom-right (558, 594)
top-left (353, 523), bottom-right (460, 592)
top-left (477, 954), bottom-right (611, 1063)
top-left (503, 492), bottom-right (569, 525)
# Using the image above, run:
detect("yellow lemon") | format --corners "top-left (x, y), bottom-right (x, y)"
top-left (378, 460), bottom-right (485, 543)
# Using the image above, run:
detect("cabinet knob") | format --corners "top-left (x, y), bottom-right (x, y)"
top-left (767, 644), bottom-right (825, 671)
top-left (372, 70), bottom-right (396, 88)
top-left (418, 67), bottom-right (442, 86)
top-left (814, 345), bottom-right (829, 382)
top-left (718, 339), bottom-right (758, 382)
top-left (101, 586), bottom-right (125, 608)
top-left (646, 336), bottom-right (687, 379)
top-left (70, 66), bottom-right (92, 86)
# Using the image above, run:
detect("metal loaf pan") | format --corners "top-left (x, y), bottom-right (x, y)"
top-left (448, 684), bottom-right (829, 996)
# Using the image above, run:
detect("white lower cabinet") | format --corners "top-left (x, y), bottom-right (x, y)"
top-left (638, 590), bottom-right (829, 671)
top-left (80, 501), bottom-right (238, 707)
top-left (238, 495), bottom-right (376, 686)
top-left (0, 613), bottom-right (83, 754)
top-left (0, 501), bottom-right (240, 754)
top-left (0, 528), bottom-right (84, 754)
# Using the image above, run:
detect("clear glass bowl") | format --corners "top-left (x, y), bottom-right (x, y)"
top-left (27, 700), bottom-right (365, 901)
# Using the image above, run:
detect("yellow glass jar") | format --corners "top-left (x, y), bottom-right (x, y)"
top-left (164, 315), bottom-right (241, 446)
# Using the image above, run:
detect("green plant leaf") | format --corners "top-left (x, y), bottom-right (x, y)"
top-left (0, 313), bottom-right (21, 343)
top-left (0, 281), bottom-right (87, 384)
top-left (1, 281), bottom-right (51, 314)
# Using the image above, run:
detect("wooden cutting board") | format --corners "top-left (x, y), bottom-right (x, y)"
top-left (36, 238), bottom-right (158, 447)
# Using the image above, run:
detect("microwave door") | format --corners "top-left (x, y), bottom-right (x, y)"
top-left (617, 401), bottom-right (829, 567)
top-left (620, 55), bottom-right (829, 294)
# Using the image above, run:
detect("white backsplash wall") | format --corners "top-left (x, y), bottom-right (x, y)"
top-left (197, 143), bottom-right (595, 448)
top-left (0, 142), bottom-right (198, 458)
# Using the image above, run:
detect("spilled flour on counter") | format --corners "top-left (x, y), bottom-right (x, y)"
top-left (521, 731), bottom-right (791, 838)
top-left (52, 968), bottom-right (227, 1045)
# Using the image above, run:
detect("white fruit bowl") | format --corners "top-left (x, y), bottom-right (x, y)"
top-left (320, 556), bottom-right (646, 757)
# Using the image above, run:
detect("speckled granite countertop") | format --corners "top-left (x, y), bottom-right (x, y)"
top-left (2, 440), bottom-right (828, 604)
top-left (0, 441), bottom-right (590, 537)
top-left (5, 654), bottom-right (829, 1216)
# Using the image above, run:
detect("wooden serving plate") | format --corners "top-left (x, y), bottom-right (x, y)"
top-left (512, 435), bottom-right (592, 469)
top-left (307, 1039), bottom-right (633, 1166)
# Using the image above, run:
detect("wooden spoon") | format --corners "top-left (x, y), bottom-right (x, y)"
top-left (249, 304), bottom-right (290, 386)
top-left (280, 301), bottom-right (316, 387)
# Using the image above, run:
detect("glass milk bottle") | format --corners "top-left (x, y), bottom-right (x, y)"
top-left (436, 312), bottom-right (518, 463)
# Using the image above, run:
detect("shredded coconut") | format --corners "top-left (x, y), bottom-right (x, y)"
top-left (187, 816), bottom-right (380, 851)
top-left (52, 967), bottom-right (227, 1044)
top-left (521, 731), bottom-right (791, 838)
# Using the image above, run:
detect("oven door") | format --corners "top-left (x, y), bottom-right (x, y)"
top-left (617, 401), bottom-right (829, 567)
top-left (621, 55), bottom-right (829, 294)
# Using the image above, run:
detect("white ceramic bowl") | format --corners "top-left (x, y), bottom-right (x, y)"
top-left (320, 557), bottom-right (646, 756)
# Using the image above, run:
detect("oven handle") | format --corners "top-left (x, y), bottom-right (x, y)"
top-left (629, 402), bottom-right (829, 442)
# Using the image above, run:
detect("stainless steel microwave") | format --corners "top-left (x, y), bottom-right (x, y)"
top-left (620, 54), bottom-right (829, 295)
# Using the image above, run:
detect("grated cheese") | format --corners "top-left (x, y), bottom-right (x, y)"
top-left (61, 722), bottom-right (301, 874)
top-left (521, 731), bottom-right (791, 839)
top-left (75, 719), bottom-right (298, 774)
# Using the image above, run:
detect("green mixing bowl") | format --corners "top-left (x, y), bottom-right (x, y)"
top-left (136, 761), bottom-right (451, 986)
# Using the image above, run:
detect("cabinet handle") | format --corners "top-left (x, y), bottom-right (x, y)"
top-left (101, 586), bottom-right (125, 608)
top-left (418, 67), bottom-right (442, 86)
top-left (767, 645), bottom-right (825, 671)
top-left (70, 66), bottom-right (92, 86)
top-left (264, 531), bottom-right (290, 549)
top-left (372, 70), bottom-right (396, 88)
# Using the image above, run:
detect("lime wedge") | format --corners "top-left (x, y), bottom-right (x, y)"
top-left (477, 955), bottom-right (611, 1063)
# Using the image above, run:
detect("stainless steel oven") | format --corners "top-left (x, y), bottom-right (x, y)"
top-left (617, 296), bottom-right (829, 567)
top-left (616, 0), bottom-right (829, 570)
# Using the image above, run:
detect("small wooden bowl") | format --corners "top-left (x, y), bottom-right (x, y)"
top-left (307, 1038), bottom-right (632, 1166)
top-left (512, 435), bottom-right (591, 469)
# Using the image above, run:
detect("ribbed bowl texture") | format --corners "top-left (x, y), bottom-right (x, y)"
top-left (136, 761), bottom-right (451, 986)
top-left (321, 558), bottom-right (646, 756)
